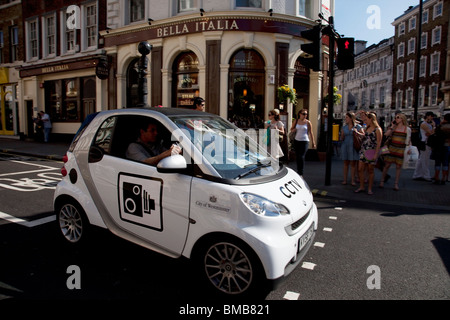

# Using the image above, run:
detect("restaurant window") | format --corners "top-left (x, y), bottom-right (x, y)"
top-left (173, 52), bottom-right (199, 108)
top-left (228, 49), bottom-right (265, 129)
top-left (46, 77), bottom-right (93, 122)
top-left (129, 0), bottom-right (145, 23)
top-left (126, 58), bottom-right (139, 108)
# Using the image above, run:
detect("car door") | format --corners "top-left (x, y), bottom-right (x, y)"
top-left (87, 114), bottom-right (192, 257)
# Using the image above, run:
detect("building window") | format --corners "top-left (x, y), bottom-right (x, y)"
top-left (85, 3), bottom-right (97, 49)
top-left (418, 87), bottom-right (425, 107)
top-left (398, 43), bottom-right (405, 58)
top-left (172, 52), bottom-right (199, 109)
top-left (433, 2), bottom-right (442, 19)
top-left (430, 52), bottom-right (440, 75)
top-left (396, 91), bottom-right (403, 109)
top-left (419, 56), bottom-right (427, 77)
top-left (236, 0), bottom-right (262, 8)
top-left (406, 89), bottom-right (413, 108)
top-left (398, 22), bottom-right (405, 36)
top-left (380, 87), bottom-right (385, 104)
top-left (179, 0), bottom-right (195, 12)
top-left (409, 17), bottom-right (416, 31)
top-left (397, 64), bottom-right (404, 83)
top-left (408, 38), bottom-right (415, 55)
top-left (298, 0), bottom-right (311, 17)
top-left (407, 60), bottom-right (415, 80)
top-left (228, 49), bottom-right (265, 128)
top-left (10, 26), bottom-right (19, 62)
top-left (63, 11), bottom-right (76, 53)
top-left (421, 32), bottom-right (427, 49)
top-left (130, 0), bottom-right (145, 22)
top-left (44, 16), bottom-right (56, 57)
top-left (422, 9), bottom-right (428, 23)
top-left (430, 84), bottom-right (438, 105)
top-left (432, 26), bottom-right (441, 45)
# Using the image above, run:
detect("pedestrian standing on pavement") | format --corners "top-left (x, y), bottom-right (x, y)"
top-left (40, 111), bottom-right (52, 143)
top-left (340, 112), bottom-right (362, 186)
top-left (33, 112), bottom-right (44, 142)
top-left (380, 113), bottom-right (411, 191)
top-left (291, 109), bottom-right (316, 176)
top-left (265, 109), bottom-right (285, 159)
top-left (431, 113), bottom-right (450, 185)
top-left (413, 112), bottom-right (435, 181)
top-left (354, 112), bottom-right (382, 195)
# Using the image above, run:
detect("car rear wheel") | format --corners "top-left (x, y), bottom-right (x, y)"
top-left (57, 200), bottom-right (89, 244)
top-left (197, 237), bottom-right (265, 296)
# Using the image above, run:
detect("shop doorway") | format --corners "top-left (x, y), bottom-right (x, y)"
top-left (0, 85), bottom-right (16, 135)
top-left (172, 52), bottom-right (200, 109)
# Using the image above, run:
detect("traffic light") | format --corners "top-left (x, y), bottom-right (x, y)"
top-left (337, 37), bottom-right (355, 70)
top-left (299, 24), bottom-right (322, 72)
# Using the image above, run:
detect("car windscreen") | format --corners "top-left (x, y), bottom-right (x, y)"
top-left (68, 112), bottom-right (99, 152)
top-left (170, 115), bottom-right (280, 180)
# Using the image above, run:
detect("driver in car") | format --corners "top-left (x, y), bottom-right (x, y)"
top-left (126, 119), bottom-right (181, 166)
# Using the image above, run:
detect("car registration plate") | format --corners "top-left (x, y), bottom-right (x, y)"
top-left (298, 223), bottom-right (314, 253)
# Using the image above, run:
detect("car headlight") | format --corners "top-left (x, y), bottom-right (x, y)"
top-left (240, 193), bottom-right (290, 217)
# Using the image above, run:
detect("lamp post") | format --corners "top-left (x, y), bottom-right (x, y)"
top-left (136, 41), bottom-right (152, 108)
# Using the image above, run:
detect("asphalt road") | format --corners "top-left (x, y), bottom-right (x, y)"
top-left (1, 154), bottom-right (449, 306)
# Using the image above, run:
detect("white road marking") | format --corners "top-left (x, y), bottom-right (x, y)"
top-left (329, 216), bottom-right (338, 220)
top-left (323, 227), bottom-right (333, 232)
top-left (283, 291), bottom-right (300, 300)
top-left (314, 242), bottom-right (325, 248)
top-left (0, 211), bottom-right (55, 228)
top-left (301, 262), bottom-right (316, 270)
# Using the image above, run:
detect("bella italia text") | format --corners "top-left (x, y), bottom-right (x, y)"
top-left (157, 19), bottom-right (239, 37)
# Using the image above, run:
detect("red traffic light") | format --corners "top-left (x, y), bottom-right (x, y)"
top-left (337, 37), bottom-right (355, 70)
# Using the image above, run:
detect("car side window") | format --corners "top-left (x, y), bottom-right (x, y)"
top-left (92, 116), bottom-right (117, 155)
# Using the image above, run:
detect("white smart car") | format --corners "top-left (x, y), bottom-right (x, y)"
top-left (54, 107), bottom-right (318, 296)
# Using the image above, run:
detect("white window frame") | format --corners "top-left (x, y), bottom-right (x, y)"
top-left (396, 91), bottom-right (403, 109)
top-left (397, 63), bottom-right (404, 83)
top-left (406, 88), bottom-right (413, 108)
top-left (418, 86), bottom-right (425, 107)
top-left (408, 38), bottom-right (415, 55)
top-left (421, 32), bottom-right (428, 49)
top-left (60, 10), bottom-right (77, 55)
top-left (42, 13), bottom-right (56, 58)
top-left (398, 22), bottom-right (405, 36)
top-left (430, 52), bottom-right (440, 75)
top-left (409, 16), bottom-right (416, 32)
top-left (179, 0), bottom-right (196, 12)
top-left (431, 26), bottom-right (441, 46)
top-left (422, 9), bottom-right (429, 24)
top-left (398, 43), bottom-right (405, 58)
top-left (26, 19), bottom-right (39, 61)
top-left (419, 56), bottom-right (427, 77)
top-left (81, 2), bottom-right (98, 51)
top-left (433, 1), bottom-right (443, 19)
top-left (430, 84), bottom-right (438, 105)
top-left (407, 60), bottom-right (415, 81)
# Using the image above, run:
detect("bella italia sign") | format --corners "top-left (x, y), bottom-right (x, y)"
top-left (156, 19), bottom-right (239, 38)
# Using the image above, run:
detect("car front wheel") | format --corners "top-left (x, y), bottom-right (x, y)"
top-left (198, 237), bottom-right (265, 296)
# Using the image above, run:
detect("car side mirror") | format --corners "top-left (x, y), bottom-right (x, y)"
top-left (157, 154), bottom-right (187, 173)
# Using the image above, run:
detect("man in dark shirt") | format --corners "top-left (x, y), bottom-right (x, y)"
top-left (126, 121), bottom-right (181, 166)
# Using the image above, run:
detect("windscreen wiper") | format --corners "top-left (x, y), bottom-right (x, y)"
top-left (235, 161), bottom-right (272, 180)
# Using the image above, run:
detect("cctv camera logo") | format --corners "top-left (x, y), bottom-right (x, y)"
top-left (119, 174), bottom-right (163, 231)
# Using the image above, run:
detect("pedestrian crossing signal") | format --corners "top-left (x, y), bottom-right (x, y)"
top-left (337, 37), bottom-right (355, 70)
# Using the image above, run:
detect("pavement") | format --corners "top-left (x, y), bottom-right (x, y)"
top-left (1, 136), bottom-right (449, 211)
